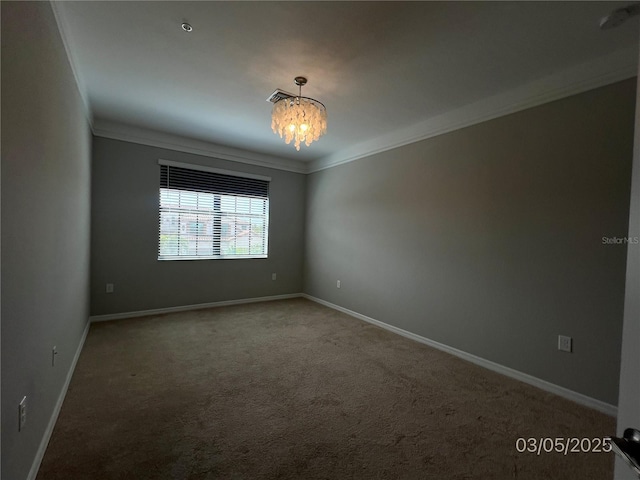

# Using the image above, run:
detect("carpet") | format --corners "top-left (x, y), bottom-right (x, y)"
top-left (36, 298), bottom-right (615, 479)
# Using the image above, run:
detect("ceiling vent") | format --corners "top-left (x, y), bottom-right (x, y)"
top-left (266, 89), bottom-right (295, 103)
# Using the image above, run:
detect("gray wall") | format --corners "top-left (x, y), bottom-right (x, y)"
top-left (304, 79), bottom-right (636, 406)
top-left (90, 137), bottom-right (305, 316)
top-left (1, 2), bottom-right (92, 479)
top-left (615, 49), bottom-right (640, 480)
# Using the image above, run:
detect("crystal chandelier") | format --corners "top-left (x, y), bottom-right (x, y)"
top-left (271, 77), bottom-right (327, 151)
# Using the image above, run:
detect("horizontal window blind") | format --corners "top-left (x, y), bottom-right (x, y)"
top-left (160, 164), bottom-right (269, 198)
top-left (158, 164), bottom-right (269, 260)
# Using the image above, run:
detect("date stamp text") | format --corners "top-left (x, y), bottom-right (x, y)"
top-left (515, 437), bottom-right (612, 456)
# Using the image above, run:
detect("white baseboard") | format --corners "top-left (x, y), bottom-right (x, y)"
top-left (89, 293), bottom-right (303, 323)
top-left (24, 292), bottom-right (616, 480)
top-left (27, 294), bottom-right (301, 478)
top-left (28, 319), bottom-right (91, 480)
top-left (302, 294), bottom-right (617, 417)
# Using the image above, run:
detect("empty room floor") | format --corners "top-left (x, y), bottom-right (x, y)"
top-left (37, 298), bottom-right (614, 479)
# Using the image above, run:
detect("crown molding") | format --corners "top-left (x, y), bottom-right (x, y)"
top-left (51, 0), bottom-right (637, 177)
top-left (309, 47), bottom-right (638, 174)
top-left (50, 0), bottom-right (93, 127)
top-left (93, 120), bottom-right (308, 174)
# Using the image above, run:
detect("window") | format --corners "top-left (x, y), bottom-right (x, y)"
top-left (158, 160), bottom-right (270, 260)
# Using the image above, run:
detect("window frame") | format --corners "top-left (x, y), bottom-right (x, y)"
top-left (157, 160), bottom-right (271, 261)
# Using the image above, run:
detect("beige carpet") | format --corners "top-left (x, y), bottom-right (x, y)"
top-left (37, 298), bottom-right (615, 479)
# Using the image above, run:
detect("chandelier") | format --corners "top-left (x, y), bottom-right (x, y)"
top-left (271, 77), bottom-right (327, 151)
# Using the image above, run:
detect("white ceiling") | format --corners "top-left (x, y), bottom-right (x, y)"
top-left (52, 1), bottom-right (639, 171)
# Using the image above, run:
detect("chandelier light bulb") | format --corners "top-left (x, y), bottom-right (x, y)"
top-left (271, 77), bottom-right (327, 151)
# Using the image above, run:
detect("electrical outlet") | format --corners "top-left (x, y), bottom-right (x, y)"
top-left (558, 335), bottom-right (572, 353)
top-left (19, 397), bottom-right (27, 431)
top-left (106, 283), bottom-right (114, 294)
top-left (52, 346), bottom-right (58, 367)
top-left (337, 280), bottom-right (341, 289)
top-left (272, 273), bottom-right (277, 281)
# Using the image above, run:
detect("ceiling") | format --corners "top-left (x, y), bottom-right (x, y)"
top-left (52, 1), bottom-right (639, 170)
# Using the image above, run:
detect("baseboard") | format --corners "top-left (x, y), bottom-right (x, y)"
top-left (27, 319), bottom-right (91, 480)
top-left (302, 294), bottom-right (618, 417)
top-left (89, 293), bottom-right (304, 322)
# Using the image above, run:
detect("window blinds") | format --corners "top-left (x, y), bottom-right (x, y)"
top-left (158, 161), bottom-right (270, 260)
top-left (160, 164), bottom-right (269, 198)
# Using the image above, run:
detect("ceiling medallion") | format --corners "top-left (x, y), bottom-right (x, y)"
top-left (271, 77), bottom-right (327, 151)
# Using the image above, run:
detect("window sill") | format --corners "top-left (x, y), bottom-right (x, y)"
top-left (158, 255), bottom-right (268, 261)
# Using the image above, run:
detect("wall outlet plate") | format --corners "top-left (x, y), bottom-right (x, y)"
top-left (558, 335), bottom-right (573, 353)
top-left (106, 283), bottom-right (114, 293)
